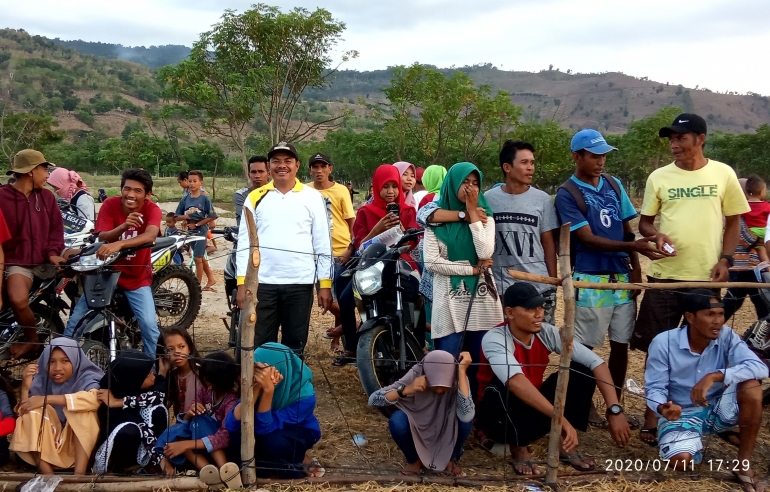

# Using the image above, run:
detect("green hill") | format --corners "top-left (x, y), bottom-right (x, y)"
top-left (3, 28), bottom-right (770, 139)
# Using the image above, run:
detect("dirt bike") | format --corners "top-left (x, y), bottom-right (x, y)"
top-left (150, 232), bottom-right (205, 331)
top-left (341, 229), bottom-right (424, 416)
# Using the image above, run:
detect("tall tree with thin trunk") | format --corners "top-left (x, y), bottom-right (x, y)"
top-left (158, 4), bottom-right (356, 175)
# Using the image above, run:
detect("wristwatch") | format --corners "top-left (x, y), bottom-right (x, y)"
top-left (606, 404), bottom-right (624, 417)
top-left (720, 254), bottom-right (735, 267)
top-left (396, 385), bottom-right (406, 398)
top-left (458, 211), bottom-right (467, 222)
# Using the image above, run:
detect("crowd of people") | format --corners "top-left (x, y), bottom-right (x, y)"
top-left (0, 111), bottom-right (767, 491)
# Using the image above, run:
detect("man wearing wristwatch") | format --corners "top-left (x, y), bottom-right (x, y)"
top-left (307, 153), bottom-right (356, 349)
top-left (555, 130), bottom-right (665, 428)
top-left (631, 114), bottom-right (749, 443)
top-left (475, 283), bottom-right (631, 475)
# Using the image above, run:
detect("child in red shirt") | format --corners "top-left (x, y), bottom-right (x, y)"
top-left (742, 175), bottom-right (770, 263)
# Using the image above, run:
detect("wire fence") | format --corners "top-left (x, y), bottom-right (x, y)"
top-left (1, 234), bottom-right (769, 487)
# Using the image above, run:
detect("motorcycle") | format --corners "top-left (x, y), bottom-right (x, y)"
top-left (66, 240), bottom-right (160, 367)
top-left (342, 228), bottom-right (424, 416)
top-left (741, 264), bottom-right (770, 405)
top-left (211, 227), bottom-right (241, 359)
top-left (150, 232), bottom-right (205, 331)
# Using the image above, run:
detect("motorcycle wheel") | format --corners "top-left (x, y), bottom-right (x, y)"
top-left (80, 339), bottom-right (111, 370)
top-left (356, 324), bottom-right (423, 418)
top-left (152, 265), bottom-right (202, 331)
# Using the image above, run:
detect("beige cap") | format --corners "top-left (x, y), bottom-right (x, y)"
top-left (7, 149), bottom-right (55, 175)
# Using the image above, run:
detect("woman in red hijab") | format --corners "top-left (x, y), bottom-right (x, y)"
top-left (333, 165), bottom-right (419, 367)
top-left (353, 165), bottom-right (418, 250)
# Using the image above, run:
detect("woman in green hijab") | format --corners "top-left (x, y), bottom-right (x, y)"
top-left (226, 343), bottom-right (323, 478)
top-left (418, 165), bottom-right (447, 208)
top-left (423, 163), bottom-right (502, 399)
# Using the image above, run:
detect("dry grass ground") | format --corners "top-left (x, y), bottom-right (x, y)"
top-left (178, 256), bottom-right (769, 490)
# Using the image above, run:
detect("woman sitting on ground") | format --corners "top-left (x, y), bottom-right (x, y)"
top-left (93, 350), bottom-right (169, 474)
top-left (11, 338), bottom-right (103, 475)
top-left (369, 350), bottom-right (474, 477)
top-left (225, 343), bottom-right (324, 479)
top-left (47, 167), bottom-right (95, 221)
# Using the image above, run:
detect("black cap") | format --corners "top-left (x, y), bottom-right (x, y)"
top-left (268, 142), bottom-right (299, 161)
top-left (659, 113), bottom-right (708, 138)
top-left (682, 289), bottom-right (723, 314)
top-left (308, 152), bottom-right (332, 166)
top-left (504, 283), bottom-right (546, 309)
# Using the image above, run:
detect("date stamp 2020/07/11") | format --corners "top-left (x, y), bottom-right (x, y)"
top-left (604, 459), bottom-right (751, 472)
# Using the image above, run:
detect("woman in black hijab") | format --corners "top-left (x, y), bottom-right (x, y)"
top-left (93, 350), bottom-right (169, 474)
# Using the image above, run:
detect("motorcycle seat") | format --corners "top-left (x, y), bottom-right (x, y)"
top-left (152, 237), bottom-right (177, 252)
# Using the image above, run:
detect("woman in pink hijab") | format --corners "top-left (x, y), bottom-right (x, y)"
top-left (393, 162), bottom-right (418, 212)
top-left (47, 167), bottom-right (95, 220)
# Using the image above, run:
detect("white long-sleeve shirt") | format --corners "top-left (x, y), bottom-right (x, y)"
top-left (236, 179), bottom-right (333, 287)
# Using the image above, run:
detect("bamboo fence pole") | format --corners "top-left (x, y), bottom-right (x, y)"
top-left (507, 269), bottom-right (770, 290)
top-left (545, 223), bottom-right (577, 486)
top-left (239, 207), bottom-right (260, 486)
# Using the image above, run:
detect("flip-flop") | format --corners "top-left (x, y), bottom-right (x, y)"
top-left (219, 462), bottom-right (243, 489)
top-left (200, 464), bottom-right (224, 490)
top-left (718, 429), bottom-right (741, 447)
top-left (304, 458), bottom-right (325, 478)
top-left (588, 417), bottom-right (608, 429)
top-left (511, 461), bottom-right (541, 476)
top-left (560, 453), bottom-right (595, 473)
top-left (639, 427), bottom-right (658, 447)
top-left (203, 286), bottom-right (218, 293)
top-left (734, 469), bottom-right (766, 492)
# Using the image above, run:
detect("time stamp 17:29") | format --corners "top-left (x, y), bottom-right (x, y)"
top-left (604, 459), bottom-right (750, 472)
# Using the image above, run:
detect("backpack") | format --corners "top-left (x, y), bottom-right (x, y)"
top-left (558, 173), bottom-right (622, 270)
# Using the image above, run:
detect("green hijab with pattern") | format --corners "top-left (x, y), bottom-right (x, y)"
top-left (433, 162), bottom-right (493, 292)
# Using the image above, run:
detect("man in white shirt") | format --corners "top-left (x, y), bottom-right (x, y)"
top-left (236, 142), bottom-right (333, 354)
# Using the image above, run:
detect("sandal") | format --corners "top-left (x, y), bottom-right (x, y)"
top-left (511, 461), bottom-right (541, 476)
top-left (199, 464), bottom-right (224, 490)
top-left (219, 462), bottom-right (243, 489)
top-left (332, 352), bottom-right (356, 367)
top-left (304, 458), bottom-right (326, 478)
top-left (588, 417), bottom-right (608, 429)
top-left (560, 453), bottom-right (595, 472)
top-left (734, 469), bottom-right (766, 492)
top-left (640, 427), bottom-right (658, 447)
top-left (718, 429), bottom-right (741, 447)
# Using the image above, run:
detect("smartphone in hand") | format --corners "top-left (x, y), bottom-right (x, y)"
top-left (386, 203), bottom-right (400, 217)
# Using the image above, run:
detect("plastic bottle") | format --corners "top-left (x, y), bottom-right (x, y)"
top-left (358, 226), bottom-right (403, 254)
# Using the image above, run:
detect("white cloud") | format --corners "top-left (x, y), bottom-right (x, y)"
top-left (3, 0), bottom-right (769, 94)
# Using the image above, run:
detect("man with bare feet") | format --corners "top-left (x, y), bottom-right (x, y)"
top-left (645, 290), bottom-right (767, 492)
top-left (475, 283), bottom-right (631, 475)
top-left (0, 150), bottom-right (65, 360)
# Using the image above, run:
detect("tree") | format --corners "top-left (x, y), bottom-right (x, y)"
top-left (383, 64), bottom-right (520, 166)
top-left (0, 109), bottom-right (65, 162)
top-left (158, 4), bottom-right (356, 175)
top-left (606, 106), bottom-right (682, 191)
top-left (506, 120), bottom-right (572, 190)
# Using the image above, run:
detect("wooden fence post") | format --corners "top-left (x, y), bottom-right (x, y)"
top-left (239, 207), bottom-right (260, 486)
top-left (545, 222), bottom-right (576, 486)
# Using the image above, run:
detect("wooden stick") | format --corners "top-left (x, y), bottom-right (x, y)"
top-left (507, 269), bottom-right (770, 290)
top-left (545, 223), bottom-right (576, 486)
top-left (0, 478), bottom-right (208, 492)
top-left (239, 207), bottom-right (260, 487)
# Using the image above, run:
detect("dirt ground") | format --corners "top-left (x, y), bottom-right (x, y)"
top-left (178, 242), bottom-right (770, 490)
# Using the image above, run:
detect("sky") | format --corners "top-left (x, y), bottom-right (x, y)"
top-left (3, 0), bottom-right (770, 95)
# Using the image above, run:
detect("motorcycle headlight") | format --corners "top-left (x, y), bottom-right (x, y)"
top-left (354, 261), bottom-right (385, 296)
top-left (72, 254), bottom-right (104, 272)
top-left (64, 238), bottom-right (76, 248)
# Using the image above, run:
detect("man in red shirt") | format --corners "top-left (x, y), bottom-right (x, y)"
top-left (475, 283), bottom-right (631, 475)
top-left (64, 169), bottom-right (162, 356)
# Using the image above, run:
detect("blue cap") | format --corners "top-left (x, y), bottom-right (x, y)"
top-left (570, 129), bottom-right (617, 154)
